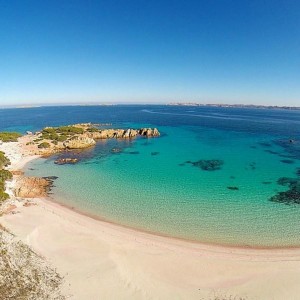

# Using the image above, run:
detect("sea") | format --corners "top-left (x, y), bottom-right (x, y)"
top-left (1, 105), bottom-right (300, 247)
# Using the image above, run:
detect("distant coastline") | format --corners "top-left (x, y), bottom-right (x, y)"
top-left (168, 102), bottom-right (300, 110)
top-left (1, 102), bottom-right (300, 110)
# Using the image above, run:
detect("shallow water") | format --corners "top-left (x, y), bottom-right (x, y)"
top-left (1, 105), bottom-right (300, 247)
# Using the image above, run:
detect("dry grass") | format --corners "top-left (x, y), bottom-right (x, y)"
top-left (0, 227), bottom-right (65, 299)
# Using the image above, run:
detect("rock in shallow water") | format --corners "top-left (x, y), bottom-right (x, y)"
top-left (54, 158), bottom-right (78, 165)
top-left (280, 159), bottom-right (295, 164)
top-left (269, 175), bottom-right (300, 205)
top-left (227, 186), bottom-right (239, 190)
top-left (187, 159), bottom-right (224, 171)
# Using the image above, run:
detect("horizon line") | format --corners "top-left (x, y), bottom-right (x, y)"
top-left (1, 101), bottom-right (300, 110)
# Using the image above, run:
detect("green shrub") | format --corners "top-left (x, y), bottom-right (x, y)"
top-left (0, 152), bottom-right (10, 169)
top-left (38, 142), bottom-right (51, 149)
top-left (42, 133), bottom-right (60, 140)
top-left (0, 152), bottom-right (11, 203)
top-left (87, 127), bottom-right (99, 132)
top-left (33, 138), bottom-right (43, 142)
top-left (42, 127), bottom-right (56, 134)
top-left (0, 132), bottom-right (21, 142)
top-left (56, 126), bottom-right (84, 134)
top-left (56, 135), bottom-right (67, 142)
top-left (0, 170), bottom-right (12, 181)
top-left (0, 190), bottom-right (9, 202)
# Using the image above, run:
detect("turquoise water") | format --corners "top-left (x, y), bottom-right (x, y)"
top-left (23, 117), bottom-right (300, 248)
top-left (1, 105), bottom-right (299, 247)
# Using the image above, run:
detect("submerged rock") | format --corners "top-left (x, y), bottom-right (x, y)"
top-left (280, 159), bottom-right (295, 164)
top-left (269, 175), bottom-right (300, 205)
top-left (258, 142), bottom-right (272, 147)
top-left (269, 188), bottom-right (300, 205)
top-left (128, 151), bottom-right (140, 155)
top-left (264, 150), bottom-right (279, 155)
top-left (227, 186), bottom-right (239, 190)
top-left (249, 162), bottom-right (256, 170)
top-left (277, 177), bottom-right (298, 186)
top-left (187, 159), bottom-right (224, 171)
top-left (54, 158), bottom-right (78, 165)
top-left (111, 147), bottom-right (122, 153)
top-left (151, 152), bottom-right (159, 156)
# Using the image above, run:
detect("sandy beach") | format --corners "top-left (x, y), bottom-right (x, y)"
top-left (1, 141), bottom-right (300, 299)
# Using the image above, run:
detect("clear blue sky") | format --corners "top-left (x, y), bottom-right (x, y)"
top-left (1, 0), bottom-right (299, 106)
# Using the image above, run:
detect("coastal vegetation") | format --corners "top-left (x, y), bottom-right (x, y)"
top-left (0, 151), bottom-right (10, 169)
top-left (0, 152), bottom-right (12, 202)
top-left (0, 226), bottom-right (65, 299)
top-left (0, 132), bottom-right (22, 142)
top-left (38, 142), bottom-right (51, 148)
top-left (14, 124), bottom-right (160, 156)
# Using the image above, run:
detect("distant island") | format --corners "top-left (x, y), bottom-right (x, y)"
top-left (168, 102), bottom-right (300, 110)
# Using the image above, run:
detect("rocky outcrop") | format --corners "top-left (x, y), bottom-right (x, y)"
top-left (63, 135), bottom-right (96, 149)
top-left (20, 124), bottom-right (161, 157)
top-left (139, 128), bottom-right (160, 137)
top-left (87, 127), bottom-right (160, 139)
top-left (14, 177), bottom-right (52, 198)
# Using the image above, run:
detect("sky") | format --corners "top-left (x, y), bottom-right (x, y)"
top-left (0, 0), bottom-right (300, 106)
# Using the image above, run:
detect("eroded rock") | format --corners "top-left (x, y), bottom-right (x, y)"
top-left (14, 177), bottom-right (52, 198)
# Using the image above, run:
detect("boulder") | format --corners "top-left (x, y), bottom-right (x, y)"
top-left (14, 177), bottom-right (51, 198)
top-left (63, 135), bottom-right (96, 149)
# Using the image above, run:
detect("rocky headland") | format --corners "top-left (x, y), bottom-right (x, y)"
top-left (0, 123), bottom-right (161, 204)
top-left (21, 123), bottom-right (160, 156)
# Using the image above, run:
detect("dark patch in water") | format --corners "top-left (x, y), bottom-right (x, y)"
top-left (262, 181), bottom-right (272, 184)
top-left (227, 186), bottom-right (239, 190)
top-left (264, 150), bottom-right (279, 155)
top-left (280, 159), bottom-right (295, 164)
top-left (279, 154), bottom-right (296, 159)
top-left (151, 152), bottom-right (159, 156)
top-left (141, 142), bottom-right (151, 146)
top-left (128, 151), bottom-right (140, 155)
top-left (273, 139), bottom-right (300, 160)
top-left (258, 142), bottom-right (272, 147)
top-left (250, 146), bottom-right (257, 149)
top-left (269, 176), bottom-right (300, 205)
top-left (296, 168), bottom-right (300, 177)
top-left (230, 176), bottom-right (235, 179)
top-left (43, 176), bottom-right (58, 180)
top-left (248, 162), bottom-right (256, 170)
top-left (186, 159), bottom-right (224, 171)
top-left (277, 177), bottom-right (298, 186)
top-left (178, 163), bottom-right (185, 166)
top-left (28, 168), bottom-right (35, 170)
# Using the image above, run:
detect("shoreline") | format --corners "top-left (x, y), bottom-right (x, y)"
top-left (1, 140), bottom-right (300, 298)
top-left (41, 196), bottom-right (300, 258)
top-left (2, 139), bottom-right (300, 252)
top-left (47, 193), bottom-right (300, 251)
